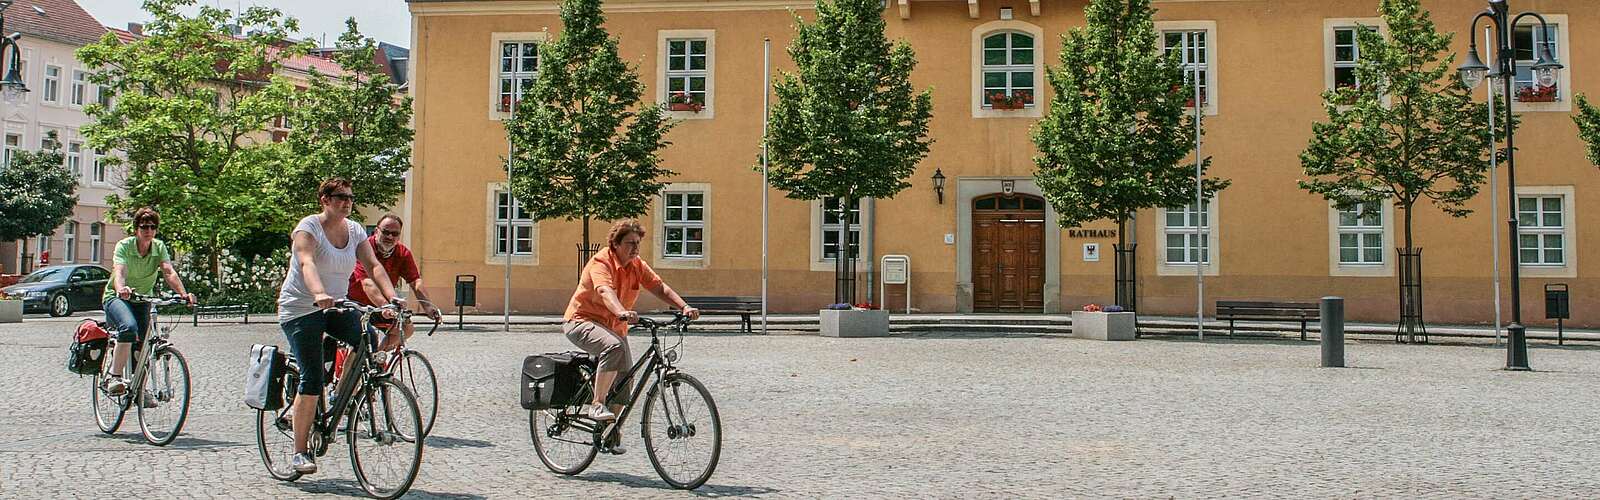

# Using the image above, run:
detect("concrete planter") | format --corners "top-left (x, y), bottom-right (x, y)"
top-left (819, 309), bottom-right (890, 338)
top-left (1071, 311), bottom-right (1136, 341)
top-left (0, 300), bottom-right (21, 323)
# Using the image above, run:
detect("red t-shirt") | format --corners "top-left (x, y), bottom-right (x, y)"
top-left (348, 236), bottom-right (421, 306)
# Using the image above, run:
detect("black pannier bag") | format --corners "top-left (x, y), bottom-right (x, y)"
top-left (67, 319), bottom-right (111, 375)
top-left (520, 351), bottom-right (594, 410)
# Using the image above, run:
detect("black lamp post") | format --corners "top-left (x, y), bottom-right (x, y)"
top-left (1, 0), bottom-right (32, 104)
top-left (1458, 0), bottom-right (1563, 371)
top-left (931, 168), bottom-right (946, 204)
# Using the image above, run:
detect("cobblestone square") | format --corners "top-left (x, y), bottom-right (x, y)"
top-left (2, 319), bottom-right (1597, 498)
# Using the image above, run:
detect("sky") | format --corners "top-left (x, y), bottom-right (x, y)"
top-left (75, 0), bottom-right (412, 49)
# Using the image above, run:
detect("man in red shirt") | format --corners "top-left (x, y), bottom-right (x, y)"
top-left (350, 214), bottom-right (441, 351)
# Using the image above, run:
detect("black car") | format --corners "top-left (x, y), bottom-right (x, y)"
top-left (1, 265), bottom-right (112, 317)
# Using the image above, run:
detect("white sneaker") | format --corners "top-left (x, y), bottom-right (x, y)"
top-left (291, 452), bottom-right (318, 474)
top-left (583, 404), bottom-right (616, 422)
top-left (104, 377), bottom-right (128, 396)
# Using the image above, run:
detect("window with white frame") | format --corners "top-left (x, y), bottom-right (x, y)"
top-left (71, 70), bottom-right (88, 106)
top-left (1518, 195), bottom-right (1565, 265)
top-left (820, 197), bottom-right (861, 260)
top-left (1162, 30), bottom-right (1209, 106)
top-left (93, 152), bottom-right (106, 183)
top-left (64, 222), bottom-right (77, 262)
top-left (67, 142), bottom-right (83, 178)
top-left (97, 85), bottom-right (114, 108)
top-left (497, 41), bottom-right (539, 113)
top-left (90, 223), bottom-right (103, 262)
top-left (2, 133), bottom-right (19, 167)
top-left (1337, 203), bottom-right (1385, 265)
top-left (665, 38), bottom-right (708, 109)
top-left (493, 190), bottom-right (534, 256)
top-left (43, 65), bottom-right (61, 103)
top-left (37, 231), bottom-right (50, 259)
top-left (1163, 200), bottom-right (1211, 264)
top-left (1513, 24), bottom-right (1560, 102)
top-left (1332, 26), bottom-right (1378, 90)
top-left (41, 131), bottom-right (60, 152)
top-left (981, 32), bottom-right (1035, 109)
top-left (662, 192), bottom-right (705, 258)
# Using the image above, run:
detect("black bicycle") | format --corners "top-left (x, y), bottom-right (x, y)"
top-left (529, 313), bottom-right (723, 489)
top-left (92, 293), bottom-right (192, 446)
top-left (255, 300), bottom-right (424, 499)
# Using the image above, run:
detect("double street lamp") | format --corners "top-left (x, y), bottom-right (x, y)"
top-left (1, 0), bottom-right (33, 104)
top-left (1457, 0), bottom-right (1563, 371)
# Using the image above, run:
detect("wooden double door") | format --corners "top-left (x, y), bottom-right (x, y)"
top-left (972, 193), bottom-right (1046, 311)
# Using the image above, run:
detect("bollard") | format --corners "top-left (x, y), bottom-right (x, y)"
top-left (1320, 296), bottom-right (1345, 368)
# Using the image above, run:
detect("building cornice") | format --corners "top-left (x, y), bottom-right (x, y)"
top-left (410, 0), bottom-right (815, 16)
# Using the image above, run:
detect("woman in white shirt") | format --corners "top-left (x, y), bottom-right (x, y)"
top-left (276, 178), bottom-right (401, 475)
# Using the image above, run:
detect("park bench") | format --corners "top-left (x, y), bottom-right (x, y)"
top-left (667, 296), bottom-right (760, 333)
top-left (1215, 300), bottom-right (1320, 340)
top-left (192, 303), bottom-right (251, 326)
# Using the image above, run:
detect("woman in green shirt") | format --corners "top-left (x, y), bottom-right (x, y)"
top-left (102, 208), bottom-right (195, 396)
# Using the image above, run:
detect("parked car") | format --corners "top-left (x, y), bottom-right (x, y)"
top-left (0, 265), bottom-right (112, 317)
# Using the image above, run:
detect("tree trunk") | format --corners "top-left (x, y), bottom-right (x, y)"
top-left (1398, 204), bottom-right (1425, 343)
top-left (837, 199), bottom-right (852, 305)
top-left (1114, 216), bottom-right (1136, 311)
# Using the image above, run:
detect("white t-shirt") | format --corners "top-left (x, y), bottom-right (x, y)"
top-left (277, 214), bottom-right (368, 323)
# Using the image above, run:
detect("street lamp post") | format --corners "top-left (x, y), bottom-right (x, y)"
top-left (1457, 0), bottom-right (1563, 371)
top-left (1, 0), bottom-right (34, 104)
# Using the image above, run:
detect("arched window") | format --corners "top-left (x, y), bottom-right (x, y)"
top-left (981, 32), bottom-right (1035, 109)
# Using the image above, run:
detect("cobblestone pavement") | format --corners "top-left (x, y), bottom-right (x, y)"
top-left (2, 318), bottom-right (1598, 498)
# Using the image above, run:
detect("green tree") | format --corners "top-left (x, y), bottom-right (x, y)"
top-left (504, 0), bottom-right (675, 250)
top-left (1297, 0), bottom-right (1493, 340)
top-left (279, 18), bottom-right (414, 217)
top-left (1576, 95), bottom-right (1600, 167)
top-left (0, 132), bottom-right (78, 272)
top-left (76, 0), bottom-right (304, 284)
top-left (764, 0), bottom-right (934, 304)
top-left (1032, 0), bottom-right (1225, 309)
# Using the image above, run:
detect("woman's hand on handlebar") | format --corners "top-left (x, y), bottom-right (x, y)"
top-left (681, 306), bottom-right (700, 321)
top-left (313, 293), bottom-right (335, 309)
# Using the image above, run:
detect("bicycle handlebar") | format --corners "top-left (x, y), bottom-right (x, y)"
top-left (635, 312), bottom-right (692, 331)
top-left (127, 292), bottom-right (191, 307)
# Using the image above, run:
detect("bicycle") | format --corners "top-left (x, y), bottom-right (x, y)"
top-left (333, 299), bottom-right (442, 437)
top-left (529, 313), bottom-right (723, 490)
top-left (255, 300), bottom-right (425, 499)
top-left (91, 293), bottom-right (193, 446)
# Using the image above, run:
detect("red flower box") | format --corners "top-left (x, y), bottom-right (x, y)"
top-left (987, 90), bottom-right (1032, 110)
top-left (1517, 85), bottom-right (1558, 103)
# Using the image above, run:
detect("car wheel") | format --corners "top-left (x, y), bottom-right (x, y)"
top-left (50, 294), bottom-right (72, 317)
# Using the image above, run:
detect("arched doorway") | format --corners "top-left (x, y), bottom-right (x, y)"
top-left (972, 193), bottom-right (1046, 311)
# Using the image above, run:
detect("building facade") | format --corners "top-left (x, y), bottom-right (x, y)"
top-left (406, 0), bottom-right (1598, 327)
top-left (2, 0), bottom-right (127, 275)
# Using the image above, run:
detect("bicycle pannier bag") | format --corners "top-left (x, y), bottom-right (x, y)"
top-left (67, 320), bottom-right (111, 375)
top-left (244, 344), bottom-right (288, 411)
top-left (520, 351), bottom-right (594, 410)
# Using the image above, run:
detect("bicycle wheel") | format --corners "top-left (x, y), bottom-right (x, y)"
top-left (642, 372), bottom-right (722, 490)
top-left (138, 346), bottom-right (191, 446)
top-left (529, 366), bottom-right (598, 475)
top-left (257, 368), bottom-right (303, 482)
top-left (348, 378), bottom-right (423, 499)
top-left (394, 350), bottom-right (438, 437)
top-left (91, 344), bottom-right (125, 434)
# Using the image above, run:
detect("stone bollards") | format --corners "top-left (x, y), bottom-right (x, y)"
top-left (1320, 296), bottom-right (1345, 368)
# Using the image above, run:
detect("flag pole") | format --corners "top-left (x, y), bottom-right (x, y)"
top-left (504, 79), bottom-right (520, 332)
top-left (761, 37), bottom-right (772, 335)
top-left (1192, 36), bottom-right (1205, 340)
top-left (1485, 27), bottom-right (1503, 345)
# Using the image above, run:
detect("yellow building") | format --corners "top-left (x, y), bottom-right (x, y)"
top-left (405, 0), bottom-right (1598, 327)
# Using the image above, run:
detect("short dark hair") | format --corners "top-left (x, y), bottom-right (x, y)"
top-left (317, 178), bottom-right (353, 200)
top-left (607, 219), bottom-right (645, 247)
top-left (377, 213), bottom-right (403, 227)
top-left (133, 207), bottom-right (159, 227)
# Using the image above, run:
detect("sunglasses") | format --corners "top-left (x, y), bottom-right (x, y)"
top-left (137, 224), bottom-right (158, 230)
top-left (327, 193), bottom-right (355, 202)
top-left (380, 230), bottom-right (401, 237)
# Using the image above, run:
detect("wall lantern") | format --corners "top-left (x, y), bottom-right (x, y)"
top-left (931, 168), bottom-right (946, 204)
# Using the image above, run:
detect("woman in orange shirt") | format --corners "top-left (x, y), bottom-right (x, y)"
top-left (562, 219), bottom-right (699, 454)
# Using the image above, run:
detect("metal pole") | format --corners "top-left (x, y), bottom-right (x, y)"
top-left (1320, 296), bottom-right (1345, 368)
top-left (761, 38), bottom-right (771, 334)
top-left (504, 79), bottom-right (519, 332)
top-left (1485, 26), bottom-right (1503, 346)
top-left (1493, 2), bottom-right (1529, 370)
top-left (1191, 35), bottom-right (1205, 340)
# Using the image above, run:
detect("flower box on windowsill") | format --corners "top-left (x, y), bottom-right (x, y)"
top-left (668, 102), bottom-right (704, 112)
top-left (989, 102), bottom-right (1026, 111)
top-left (1517, 86), bottom-right (1558, 103)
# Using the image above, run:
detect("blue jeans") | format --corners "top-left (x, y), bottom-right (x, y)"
top-left (281, 309), bottom-right (369, 396)
top-left (103, 298), bottom-right (151, 344)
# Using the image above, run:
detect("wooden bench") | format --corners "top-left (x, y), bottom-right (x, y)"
top-left (670, 296), bottom-right (760, 333)
top-left (1215, 300), bottom-right (1320, 340)
top-left (192, 304), bottom-right (251, 326)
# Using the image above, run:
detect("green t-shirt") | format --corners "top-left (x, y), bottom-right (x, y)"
top-left (103, 237), bottom-right (171, 303)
